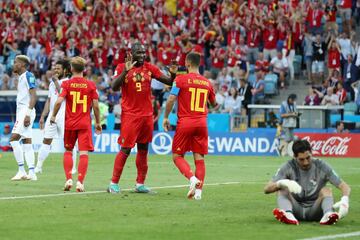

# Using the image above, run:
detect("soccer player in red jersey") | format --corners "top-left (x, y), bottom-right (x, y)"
top-left (108, 42), bottom-right (177, 194)
top-left (51, 57), bottom-right (102, 192)
top-left (163, 52), bottom-right (217, 200)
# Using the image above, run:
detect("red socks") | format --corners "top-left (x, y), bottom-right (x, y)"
top-left (77, 154), bottom-right (89, 183)
top-left (63, 152), bottom-right (73, 180)
top-left (195, 159), bottom-right (205, 189)
top-left (136, 149), bottom-right (148, 184)
top-left (111, 151), bottom-right (129, 184)
top-left (174, 156), bottom-right (194, 179)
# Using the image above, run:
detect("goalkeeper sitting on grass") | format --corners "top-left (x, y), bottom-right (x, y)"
top-left (264, 139), bottom-right (351, 225)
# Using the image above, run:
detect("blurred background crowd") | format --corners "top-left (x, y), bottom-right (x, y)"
top-left (0, 0), bottom-right (360, 121)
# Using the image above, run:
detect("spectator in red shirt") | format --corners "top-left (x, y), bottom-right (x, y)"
top-left (306, 0), bottom-right (324, 35)
top-left (246, 24), bottom-right (261, 64)
top-left (210, 40), bottom-right (226, 78)
top-left (339, 0), bottom-right (352, 34)
top-left (255, 52), bottom-right (270, 74)
top-left (262, 22), bottom-right (278, 62)
top-left (327, 36), bottom-right (341, 77)
top-left (335, 81), bottom-right (347, 105)
top-left (324, 0), bottom-right (338, 34)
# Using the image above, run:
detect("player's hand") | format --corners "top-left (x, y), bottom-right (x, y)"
top-left (24, 115), bottom-right (31, 127)
top-left (39, 116), bottom-right (45, 130)
top-left (52, 73), bottom-right (59, 82)
top-left (50, 116), bottom-right (56, 125)
top-left (169, 59), bottom-right (178, 75)
top-left (276, 179), bottom-right (302, 194)
top-left (163, 118), bottom-right (170, 132)
top-left (125, 53), bottom-right (137, 71)
top-left (333, 196), bottom-right (349, 218)
top-left (95, 123), bottom-right (102, 135)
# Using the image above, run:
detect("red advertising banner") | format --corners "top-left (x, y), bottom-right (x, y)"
top-left (296, 133), bottom-right (360, 158)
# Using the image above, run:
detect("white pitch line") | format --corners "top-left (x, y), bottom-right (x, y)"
top-left (0, 181), bottom-right (246, 201)
top-left (299, 231), bottom-right (360, 240)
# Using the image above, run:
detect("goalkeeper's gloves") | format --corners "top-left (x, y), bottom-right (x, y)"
top-left (333, 196), bottom-right (349, 218)
top-left (276, 179), bottom-right (302, 194)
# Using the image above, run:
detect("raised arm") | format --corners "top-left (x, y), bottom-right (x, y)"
top-left (112, 53), bottom-right (137, 91)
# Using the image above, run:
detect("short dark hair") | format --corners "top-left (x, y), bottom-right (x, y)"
top-left (185, 52), bottom-right (201, 68)
top-left (288, 93), bottom-right (297, 101)
top-left (292, 140), bottom-right (311, 157)
top-left (56, 59), bottom-right (71, 76)
top-left (131, 42), bottom-right (144, 53)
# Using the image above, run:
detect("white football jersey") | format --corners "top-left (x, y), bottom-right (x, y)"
top-left (48, 78), bottom-right (68, 116)
top-left (16, 71), bottom-right (36, 107)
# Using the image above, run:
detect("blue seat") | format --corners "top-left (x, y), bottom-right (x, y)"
top-left (249, 64), bottom-right (255, 74)
top-left (264, 81), bottom-right (276, 95)
top-left (248, 74), bottom-right (256, 86)
top-left (344, 102), bottom-right (358, 115)
top-left (264, 73), bottom-right (278, 85)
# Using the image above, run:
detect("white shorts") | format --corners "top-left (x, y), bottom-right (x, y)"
top-left (12, 107), bottom-right (36, 139)
top-left (43, 112), bottom-right (65, 139)
top-left (311, 61), bottom-right (324, 73)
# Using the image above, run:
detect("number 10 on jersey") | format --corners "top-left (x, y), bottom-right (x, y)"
top-left (70, 91), bottom-right (87, 113)
top-left (189, 87), bottom-right (208, 112)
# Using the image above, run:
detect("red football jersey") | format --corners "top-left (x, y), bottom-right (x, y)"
top-left (60, 77), bottom-right (98, 130)
top-left (114, 62), bottom-right (163, 117)
top-left (172, 73), bottom-right (216, 128)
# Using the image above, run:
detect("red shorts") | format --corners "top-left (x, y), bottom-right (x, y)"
top-left (0, 146), bottom-right (12, 151)
top-left (172, 126), bottom-right (208, 155)
top-left (64, 128), bottom-right (93, 151)
top-left (118, 115), bottom-right (153, 148)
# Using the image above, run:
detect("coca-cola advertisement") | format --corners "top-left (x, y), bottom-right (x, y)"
top-left (296, 133), bottom-right (360, 158)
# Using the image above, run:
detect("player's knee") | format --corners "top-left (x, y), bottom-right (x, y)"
top-left (277, 189), bottom-right (290, 196)
top-left (22, 138), bottom-right (32, 144)
top-left (43, 138), bottom-right (52, 145)
top-left (319, 187), bottom-right (332, 198)
top-left (121, 147), bottom-right (131, 155)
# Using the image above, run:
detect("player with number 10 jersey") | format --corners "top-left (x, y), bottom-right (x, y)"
top-left (163, 52), bottom-right (217, 201)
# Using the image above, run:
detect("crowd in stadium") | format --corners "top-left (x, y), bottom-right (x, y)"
top-left (1, 0), bottom-right (360, 115)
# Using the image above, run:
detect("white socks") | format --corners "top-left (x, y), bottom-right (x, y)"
top-left (10, 141), bottom-right (25, 173)
top-left (37, 144), bottom-right (51, 169)
top-left (23, 144), bottom-right (35, 174)
top-left (72, 147), bottom-right (77, 172)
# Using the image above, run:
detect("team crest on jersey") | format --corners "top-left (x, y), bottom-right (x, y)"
top-left (132, 72), bottom-right (145, 82)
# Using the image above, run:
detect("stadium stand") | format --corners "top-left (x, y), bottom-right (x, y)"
top-left (0, 0), bottom-right (360, 132)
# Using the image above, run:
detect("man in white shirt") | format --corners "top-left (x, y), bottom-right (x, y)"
top-left (36, 59), bottom-right (77, 174)
top-left (270, 51), bottom-right (289, 88)
top-left (9, 55), bottom-right (37, 181)
top-left (321, 87), bottom-right (339, 106)
top-left (26, 38), bottom-right (41, 64)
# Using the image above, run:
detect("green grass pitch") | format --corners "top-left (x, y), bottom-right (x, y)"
top-left (0, 153), bottom-right (359, 240)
